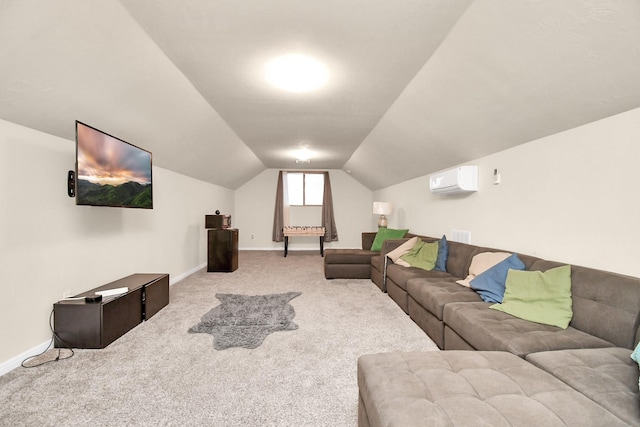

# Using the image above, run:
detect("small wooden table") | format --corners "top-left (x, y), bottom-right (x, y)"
top-left (283, 226), bottom-right (326, 257)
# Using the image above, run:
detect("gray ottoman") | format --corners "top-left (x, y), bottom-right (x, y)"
top-left (357, 351), bottom-right (628, 426)
top-left (525, 347), bottom-right (640, 425)
top-left (324, 248), bottom-right (376, 279)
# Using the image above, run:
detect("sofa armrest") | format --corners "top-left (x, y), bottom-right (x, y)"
top-left (361, 232), bottom-right (377, 250)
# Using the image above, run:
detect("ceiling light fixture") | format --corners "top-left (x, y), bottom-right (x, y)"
top-left (293, 147), bottom-right (314, 161)
top-left (265, 54), bottom-right (328, 93)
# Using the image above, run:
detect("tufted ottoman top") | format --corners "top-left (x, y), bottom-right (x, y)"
top-left (358, 351), bottom-right (628, 426)
top-left (526, 347), bottom-right (640, 425)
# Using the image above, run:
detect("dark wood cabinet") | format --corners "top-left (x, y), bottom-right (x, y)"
top-left (207, 228), bottom-right (238, 272)
top-left (53, 273), bottom-right (169, 349)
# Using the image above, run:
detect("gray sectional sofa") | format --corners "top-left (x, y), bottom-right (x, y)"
top-left (324, 232), bottom-right (640, 426)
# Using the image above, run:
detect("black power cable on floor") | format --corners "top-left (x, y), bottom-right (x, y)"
top-left (21, 309), bottom-right (74, 368)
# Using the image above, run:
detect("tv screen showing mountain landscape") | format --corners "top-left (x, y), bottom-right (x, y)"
top-left (76, 122), bottom-right (153, 209)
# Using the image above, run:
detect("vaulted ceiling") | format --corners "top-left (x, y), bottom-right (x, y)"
top-left (1, 1), bottom-right (639, 189)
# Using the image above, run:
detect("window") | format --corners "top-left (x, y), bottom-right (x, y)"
top-left (287, 172), bottom-right (324, 206)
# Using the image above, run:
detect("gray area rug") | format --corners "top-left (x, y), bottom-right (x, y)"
top-left (188, 292), bottom-right (301, 350)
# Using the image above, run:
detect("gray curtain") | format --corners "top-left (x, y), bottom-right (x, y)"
top-left (272, 171), bottom-right (286, 242)
top-left (322, 172), bottom-right (338, 242)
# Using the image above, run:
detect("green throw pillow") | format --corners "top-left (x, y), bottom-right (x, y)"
top-left (399, 239), bottom-right (439, 271)
top-left (370, 228), bottom-right (408, 252)
top-left (490, 264), bottom-right (573, 329)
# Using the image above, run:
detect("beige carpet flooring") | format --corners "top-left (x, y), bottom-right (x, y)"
top-left (0, 250), bottom-right (438, 426)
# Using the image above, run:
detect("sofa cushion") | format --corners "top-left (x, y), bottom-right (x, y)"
top-left (470, 253), bottom-right (526, 303)
top-left (361, 232), bottom-right (377, 251)
top-left (531, 259), bottom-right (640, 350)
top-left (370, 254), bottom-right (383, 272)
top-left (632, 342), bottom-right (640, 391)
top-left (444, 241), bottom-right (481, 279)
top-left (386, 264), bottom-right (452, 292)
top-left (408, 277), bottom-right (482, 320)
top-left (370, 228), bottom-right (408, 251)
top-left (491, 264), bottom-right (573, 329)
top-left (526, 347), bottom-right (640, 425)
top-left (443, 301), bottom-right (614, 357)
top-left (358, 351), bottom-right (628, 427)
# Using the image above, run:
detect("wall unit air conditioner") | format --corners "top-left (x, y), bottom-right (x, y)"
top-left (429, 165), bottom-right (478, 195)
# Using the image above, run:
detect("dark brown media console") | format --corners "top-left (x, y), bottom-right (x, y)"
top-left (53, 273), bottom-right (169, 349)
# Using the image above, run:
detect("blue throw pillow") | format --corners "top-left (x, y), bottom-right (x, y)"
top-left (470, 253), bottom-right (525, 303)
top-left (434, 235), bottom-right (449, 272)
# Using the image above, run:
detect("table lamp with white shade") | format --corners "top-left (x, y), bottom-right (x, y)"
top-left (372, 201), bottom-right (393, 228)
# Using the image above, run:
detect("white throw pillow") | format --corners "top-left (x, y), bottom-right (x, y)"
top-left (456, 252), bottom-right (511, 287)
top-left (386, 236), bottom-right (419, 267)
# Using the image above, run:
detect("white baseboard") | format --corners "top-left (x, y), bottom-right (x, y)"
top-left (238, 247), bottom-right (280, 251)
top-left (170, 263), bottom-right (206, 285)
top-left (2, 259), bottom-right (305, 377)
top-left (238, 247), bottom-right (320, 251)
top-left (0, 339), bottom-right (52, 377)
top-left (0, 264), bottom-right (206, 377)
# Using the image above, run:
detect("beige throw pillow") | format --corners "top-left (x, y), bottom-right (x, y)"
top-left (386, 236), bottom-right (419, 267)
top-left (456, 251), bottom-right (511, 287)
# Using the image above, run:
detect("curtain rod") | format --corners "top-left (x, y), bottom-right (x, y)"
top-left (282, 170), bottom-right (328, 173)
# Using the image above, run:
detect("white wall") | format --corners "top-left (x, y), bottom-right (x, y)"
top-left (9, 105), bottom-right (639, 368)
top-left (0, 119), bottom-right (233, 367)
top-left (374, 107), bottom-right (640, 278)
top-left (234, 169), bottom-right (372, 250)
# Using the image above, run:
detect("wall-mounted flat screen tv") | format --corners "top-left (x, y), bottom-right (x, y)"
top-left (75, 121), bottom-right (153, 209)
